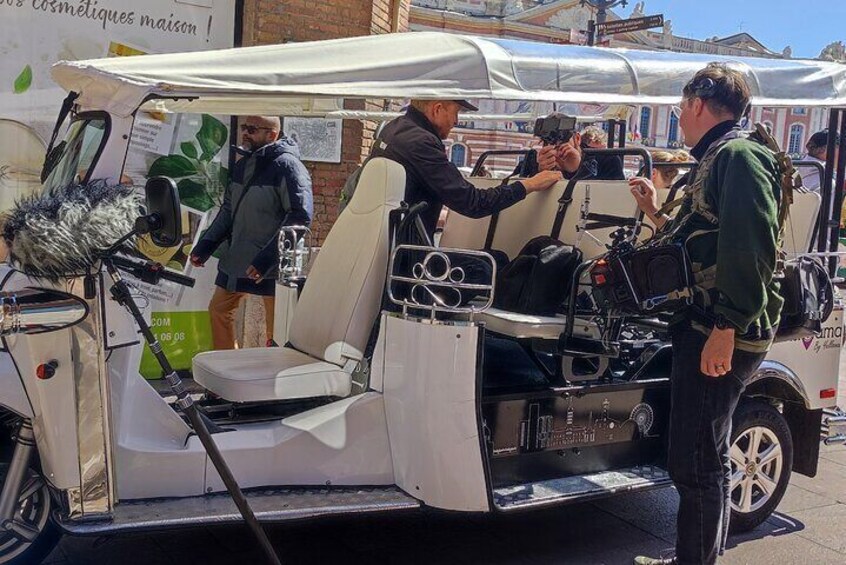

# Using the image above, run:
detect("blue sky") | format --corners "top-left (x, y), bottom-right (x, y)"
top-left (619, 1), bottom-right (844, 59)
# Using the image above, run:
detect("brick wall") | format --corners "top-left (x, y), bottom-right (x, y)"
top-left (241, 0), bottom-right (411, 243)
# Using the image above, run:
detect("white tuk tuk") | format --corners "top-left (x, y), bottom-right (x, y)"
top-left (0, 32), bottom-right (844, 564)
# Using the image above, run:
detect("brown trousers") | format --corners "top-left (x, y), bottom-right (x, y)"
top-left (208, 286), bottom-right (275, 350)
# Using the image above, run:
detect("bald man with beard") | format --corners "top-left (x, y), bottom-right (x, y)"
top-left (191, 115), bottom-right (313, 349)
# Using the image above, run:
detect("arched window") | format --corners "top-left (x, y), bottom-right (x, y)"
top-left (667, 110), bottom-right (679, 145)
top-left (639, 107), bottom-right (652, 140)
top-left (788, 124), bottom-right (804, 154)
top-left (450, 143), bottom-right (467, 167)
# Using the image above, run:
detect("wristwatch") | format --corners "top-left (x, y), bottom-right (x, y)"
top-left (714, 314), bottom-right (733, 331)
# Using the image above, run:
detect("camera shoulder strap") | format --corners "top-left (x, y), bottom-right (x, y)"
top-left (551, 169), bottom-right (592, 240)
top-left (749, 122), bottom-right (799, 237)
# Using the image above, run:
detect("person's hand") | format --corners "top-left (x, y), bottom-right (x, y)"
top-left (536, 145), bottom-right (558, 172)
top-left (246, 265), bottom-right (264, 283)
top-left (189, 254), bottom-right (205, 267)
top-left (522, 170), bottom-right (563, 193)
top-left (555, 143), bottom-right (581, 174)
top-left (701, 327), bottom-right (735, 377)
top-left (629, 177), bottom-right (660, 218)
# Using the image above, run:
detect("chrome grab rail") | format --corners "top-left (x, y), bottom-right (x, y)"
top-left (277, 226), bottom-right (312, 283)
top-left (0, 288), bottom-right (89, 336)
top-left (387, 244), bottom-right (496, 320)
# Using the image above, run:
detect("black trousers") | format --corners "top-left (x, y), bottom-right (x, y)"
top-left (667, 325), bottom-right (766, 565)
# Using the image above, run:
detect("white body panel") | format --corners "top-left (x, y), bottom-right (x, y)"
top-left (767, 306), bottom-right (844, 410)
top-left (106, 346), bottom-right (204, 500)
top-left (203, 393), bottom-right (394, 493)
top-left (380, 315), bottom-right (489, 512)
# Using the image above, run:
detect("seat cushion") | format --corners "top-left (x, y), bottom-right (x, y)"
top-left (478, 307), bottom-right (599, 340)
top-left (193, 347), bottom-right (352, 403)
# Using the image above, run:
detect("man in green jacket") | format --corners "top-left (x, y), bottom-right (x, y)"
top-left (630, 63), bottom-right (783, 565)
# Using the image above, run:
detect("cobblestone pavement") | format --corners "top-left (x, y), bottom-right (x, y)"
top-left (43, 363), bottom-right (846, 565)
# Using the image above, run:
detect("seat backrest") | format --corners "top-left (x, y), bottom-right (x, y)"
top-left (439, 178), bottom-right (570, 259)
top-left (487, 180), bottom-right (569, 259)
top-left (437, 179), bottom-right (498, 251)
top-left (783, 190), bottom-right (822, 255)
top-left (439, 178), bottom-right (641, 260)
top-left (288, 158), bottom-right (405, 365)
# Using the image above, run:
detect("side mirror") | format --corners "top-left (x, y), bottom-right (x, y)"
top-left (142, 176), bottom-right (181, 247)
top-left (0, 288), bottom-right (89, 336)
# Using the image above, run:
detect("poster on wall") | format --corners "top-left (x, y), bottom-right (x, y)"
top-left (0, 0), bottom-right (237, 378)
top-left (283, 117), bottom-right (343, 163)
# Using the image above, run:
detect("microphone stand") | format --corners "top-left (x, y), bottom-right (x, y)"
top-left (102, 252), bottom-right (282, 565)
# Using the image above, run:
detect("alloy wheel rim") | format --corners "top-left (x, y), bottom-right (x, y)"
top-left (0, 468), bottom-right (50, 561)
top-left (730, 425), bottom-right (784, 514)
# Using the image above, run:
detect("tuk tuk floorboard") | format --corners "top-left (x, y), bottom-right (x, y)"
top-left (45, 362), bottom-right (846, 564)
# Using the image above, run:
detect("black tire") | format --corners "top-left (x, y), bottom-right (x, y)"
top-left (0, 459), bottom-right (62, 564)
top-left (728, 400), bottom-right (793, 533)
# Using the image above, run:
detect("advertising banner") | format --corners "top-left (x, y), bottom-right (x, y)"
top-left (0, 0), bottom-right (237, 377)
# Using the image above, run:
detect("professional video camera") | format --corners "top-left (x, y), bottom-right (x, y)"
top-left (588, 235), bottom-right (694, 316)
top-left (533, 113), bottom-right (578, 146)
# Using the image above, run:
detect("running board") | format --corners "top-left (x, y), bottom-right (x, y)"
top-left (56, 486), bottom-right (420, 535)
top-left (493, 465), bottom-right (671, 511)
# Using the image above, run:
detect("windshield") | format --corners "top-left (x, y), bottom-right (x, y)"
top-left (42, 116), bottom-right (108, 193)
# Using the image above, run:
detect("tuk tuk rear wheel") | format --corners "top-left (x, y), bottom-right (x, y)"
top-left (728, 400), bottom-right (793, 533)
top-left (0, 461), bottom-right (61, 564)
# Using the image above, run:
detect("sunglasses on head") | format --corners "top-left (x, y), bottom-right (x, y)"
top-left (240, 124), bottom-right (273, 134)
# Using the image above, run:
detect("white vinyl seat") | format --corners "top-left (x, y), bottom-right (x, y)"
top-left (784, 190), bottom-right (822, 255)
top-left (193, 348), bottom-right (351, 402)
top-left (193, 158), bottom-right (406, 402)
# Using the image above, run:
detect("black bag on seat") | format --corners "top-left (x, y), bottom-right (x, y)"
top-left (774, 256), bottom-right (834, 342)
top-left (493, 236), bottom-right (582, 316)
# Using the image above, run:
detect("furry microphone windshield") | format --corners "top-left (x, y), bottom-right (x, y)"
top-left (2, 181), bottom-right (142, 281)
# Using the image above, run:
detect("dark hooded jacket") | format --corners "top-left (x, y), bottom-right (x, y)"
top-left (191, 136), bottom-right (313, 295)
top-left (371, 107), bottom-right (527, 237)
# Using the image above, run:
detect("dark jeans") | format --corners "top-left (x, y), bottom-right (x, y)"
top-left (668, 325), bottom-right (766, 565)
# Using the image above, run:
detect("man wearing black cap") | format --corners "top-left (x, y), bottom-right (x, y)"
top-left (370, 99), bottom-right (562, 239)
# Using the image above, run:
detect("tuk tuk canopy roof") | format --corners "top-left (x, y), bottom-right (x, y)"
top-left (51, 32), bottom-right (846, 117)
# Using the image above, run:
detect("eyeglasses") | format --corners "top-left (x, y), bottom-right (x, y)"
top-left (240, 124), bottom-right (273, 134)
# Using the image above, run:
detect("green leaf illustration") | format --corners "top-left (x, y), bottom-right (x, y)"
top-left (196, 114), bottom-right (228, 161)
top-left (180, 142), bottom-right (198, 159)
top-left (218, 165), bottom-right (229, 187)
top-left (13, 65), bottom-right (32, 94)
top-left (149, 155), bottom-right (198, 178)
top-left (177, 178), bottom-right (214, 212)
